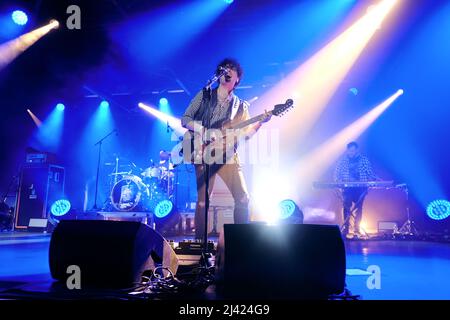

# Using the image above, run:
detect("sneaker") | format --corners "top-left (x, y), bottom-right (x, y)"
top-left (354, 232), bottom-right (368, 240)
top-left (345, 232), bottom-right (355, 240)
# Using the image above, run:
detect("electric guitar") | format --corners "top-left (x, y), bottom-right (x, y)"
top-left (182, 99), bottom-right (294, 164)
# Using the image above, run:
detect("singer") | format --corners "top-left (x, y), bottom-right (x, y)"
top-left (181, 58), bottom-right (270, 240)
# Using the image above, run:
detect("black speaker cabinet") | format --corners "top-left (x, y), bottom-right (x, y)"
top-left (14, 165), bottom-right (65, 230)
top-left (216, 223), bottom-right (346, 299)
top-left (49, 220), bottom-right (178, 288)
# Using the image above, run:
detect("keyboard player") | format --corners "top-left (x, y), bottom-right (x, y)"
top-left (334, 142), bottom-right (377, 239)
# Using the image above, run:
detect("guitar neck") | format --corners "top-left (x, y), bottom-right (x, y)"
top-left (229, 111), bottom-right (273, 130)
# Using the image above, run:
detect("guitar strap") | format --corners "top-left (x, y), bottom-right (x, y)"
top-left (198, 89), bottom-right (246, 127)
top-left (230, 94), bottom-right (242, 121)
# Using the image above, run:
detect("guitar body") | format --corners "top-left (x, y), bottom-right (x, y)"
top-left (182, 125), bottom-right (239, 165)
top-left (181, 99), bottom-right (294, 164)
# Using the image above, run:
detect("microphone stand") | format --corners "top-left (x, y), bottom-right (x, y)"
top-left (93, 129), bottom-right (116, 210)
top-left (396, 183), bottom-right (418, 236)
top-left (201, 68), bottom-right (228, 261)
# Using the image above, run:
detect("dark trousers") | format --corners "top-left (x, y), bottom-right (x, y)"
top-left (342, 188), bottom-right (367, 235)
top-left (194, 158), bottom-right (249, 240)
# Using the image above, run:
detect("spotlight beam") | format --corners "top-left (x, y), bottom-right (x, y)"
top-left (35, 103), bottom-right (66, 151)
top-left (138, 102), bottom-right (185, 135)
top-left (0, 20), bottom-right (59, 70)
top-left (253, 0), bottom-right (401, 147)
top-left (295, 89), bottom-right (404, 187)
top-left (27, 109), bottom-right (42, 127)
top-left (250, 0), bottom-right (401, 210)
top-left (112, 0), bottom-right (230, 68)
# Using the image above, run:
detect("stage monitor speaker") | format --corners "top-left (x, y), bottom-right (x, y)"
top-left (216, 223), bottom-right (346, 299)
top-left (49, 220), bottom-right (178, 289)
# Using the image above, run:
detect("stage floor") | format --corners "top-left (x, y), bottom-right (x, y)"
top-left (1, 232), bottom-right (450, 300)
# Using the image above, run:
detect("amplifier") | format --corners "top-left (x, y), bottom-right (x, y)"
top-left (26, 153), bottom-right (47, 164)
top-left (25, 148), bottom-right (57, 164)
top-left (174, 240), bottom-right (215, 255)
top-left (378, 221), bottom-right (398, 234)
top-left (14, 165), bottom-right (65, 230)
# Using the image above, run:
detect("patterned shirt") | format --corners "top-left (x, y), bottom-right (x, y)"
top-left (181, 89), bottom-right (250, 129)
top-left (334, 154), bottom-right (376, 182)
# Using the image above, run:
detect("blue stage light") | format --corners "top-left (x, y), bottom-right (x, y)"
top-left (159, 97), bottom-right (168, 107)
top-left (426, 199), bottom-right (450, 221)
top-left (11, 10), bottom-right (28, 26)
top-left (278, 199), bottom-right (304, 224)
top-left (56, 103), bottom-right (65, 111)
top-left (279, 199), bottom-right (297, 220)
top-left (50, 199), bottom-right (71, 217)
top-left (152, 198), bottom-right (180, 233)
top-left (154, 199), bottom-right (174, 219)
top-left (100, 100), bottom-right (110, 108)
top-left (224, 0), bottom-right (234, 4)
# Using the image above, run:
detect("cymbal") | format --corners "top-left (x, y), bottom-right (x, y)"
top-left (119, 164), bottom-right (134, 168)
top-left (104, 160), bottom-right (133, 166)
top-left (109, 172), bottom-right (130, 176)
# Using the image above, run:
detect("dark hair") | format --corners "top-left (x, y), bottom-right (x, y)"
top-left (216, 58), bottom-right (243, 84)
top-left (347, 141), bottom-right (359, 149)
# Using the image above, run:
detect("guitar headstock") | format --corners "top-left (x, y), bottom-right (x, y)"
top-left (272, 99), bottom-right (294, 117)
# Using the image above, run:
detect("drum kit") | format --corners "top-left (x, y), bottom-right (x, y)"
top-left (105, 150), bottom-right (175, 213)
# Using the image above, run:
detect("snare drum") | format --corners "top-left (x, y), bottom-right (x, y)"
top-left (142, 166), bottom-right (162, 180)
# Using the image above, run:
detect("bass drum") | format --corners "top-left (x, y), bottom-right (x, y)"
top-left (110, 175), bottom-right (150, 212)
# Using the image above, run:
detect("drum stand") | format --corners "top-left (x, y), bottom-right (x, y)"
top-left (396, 184), bottom-right (419, 236)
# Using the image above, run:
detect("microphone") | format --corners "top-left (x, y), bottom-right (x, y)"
top-left (205, 66), bottom-right (230, 90)
top-left (218, 66), bottom-right (230, 75)
top-left (219, 66), bottom-right (232, 82)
